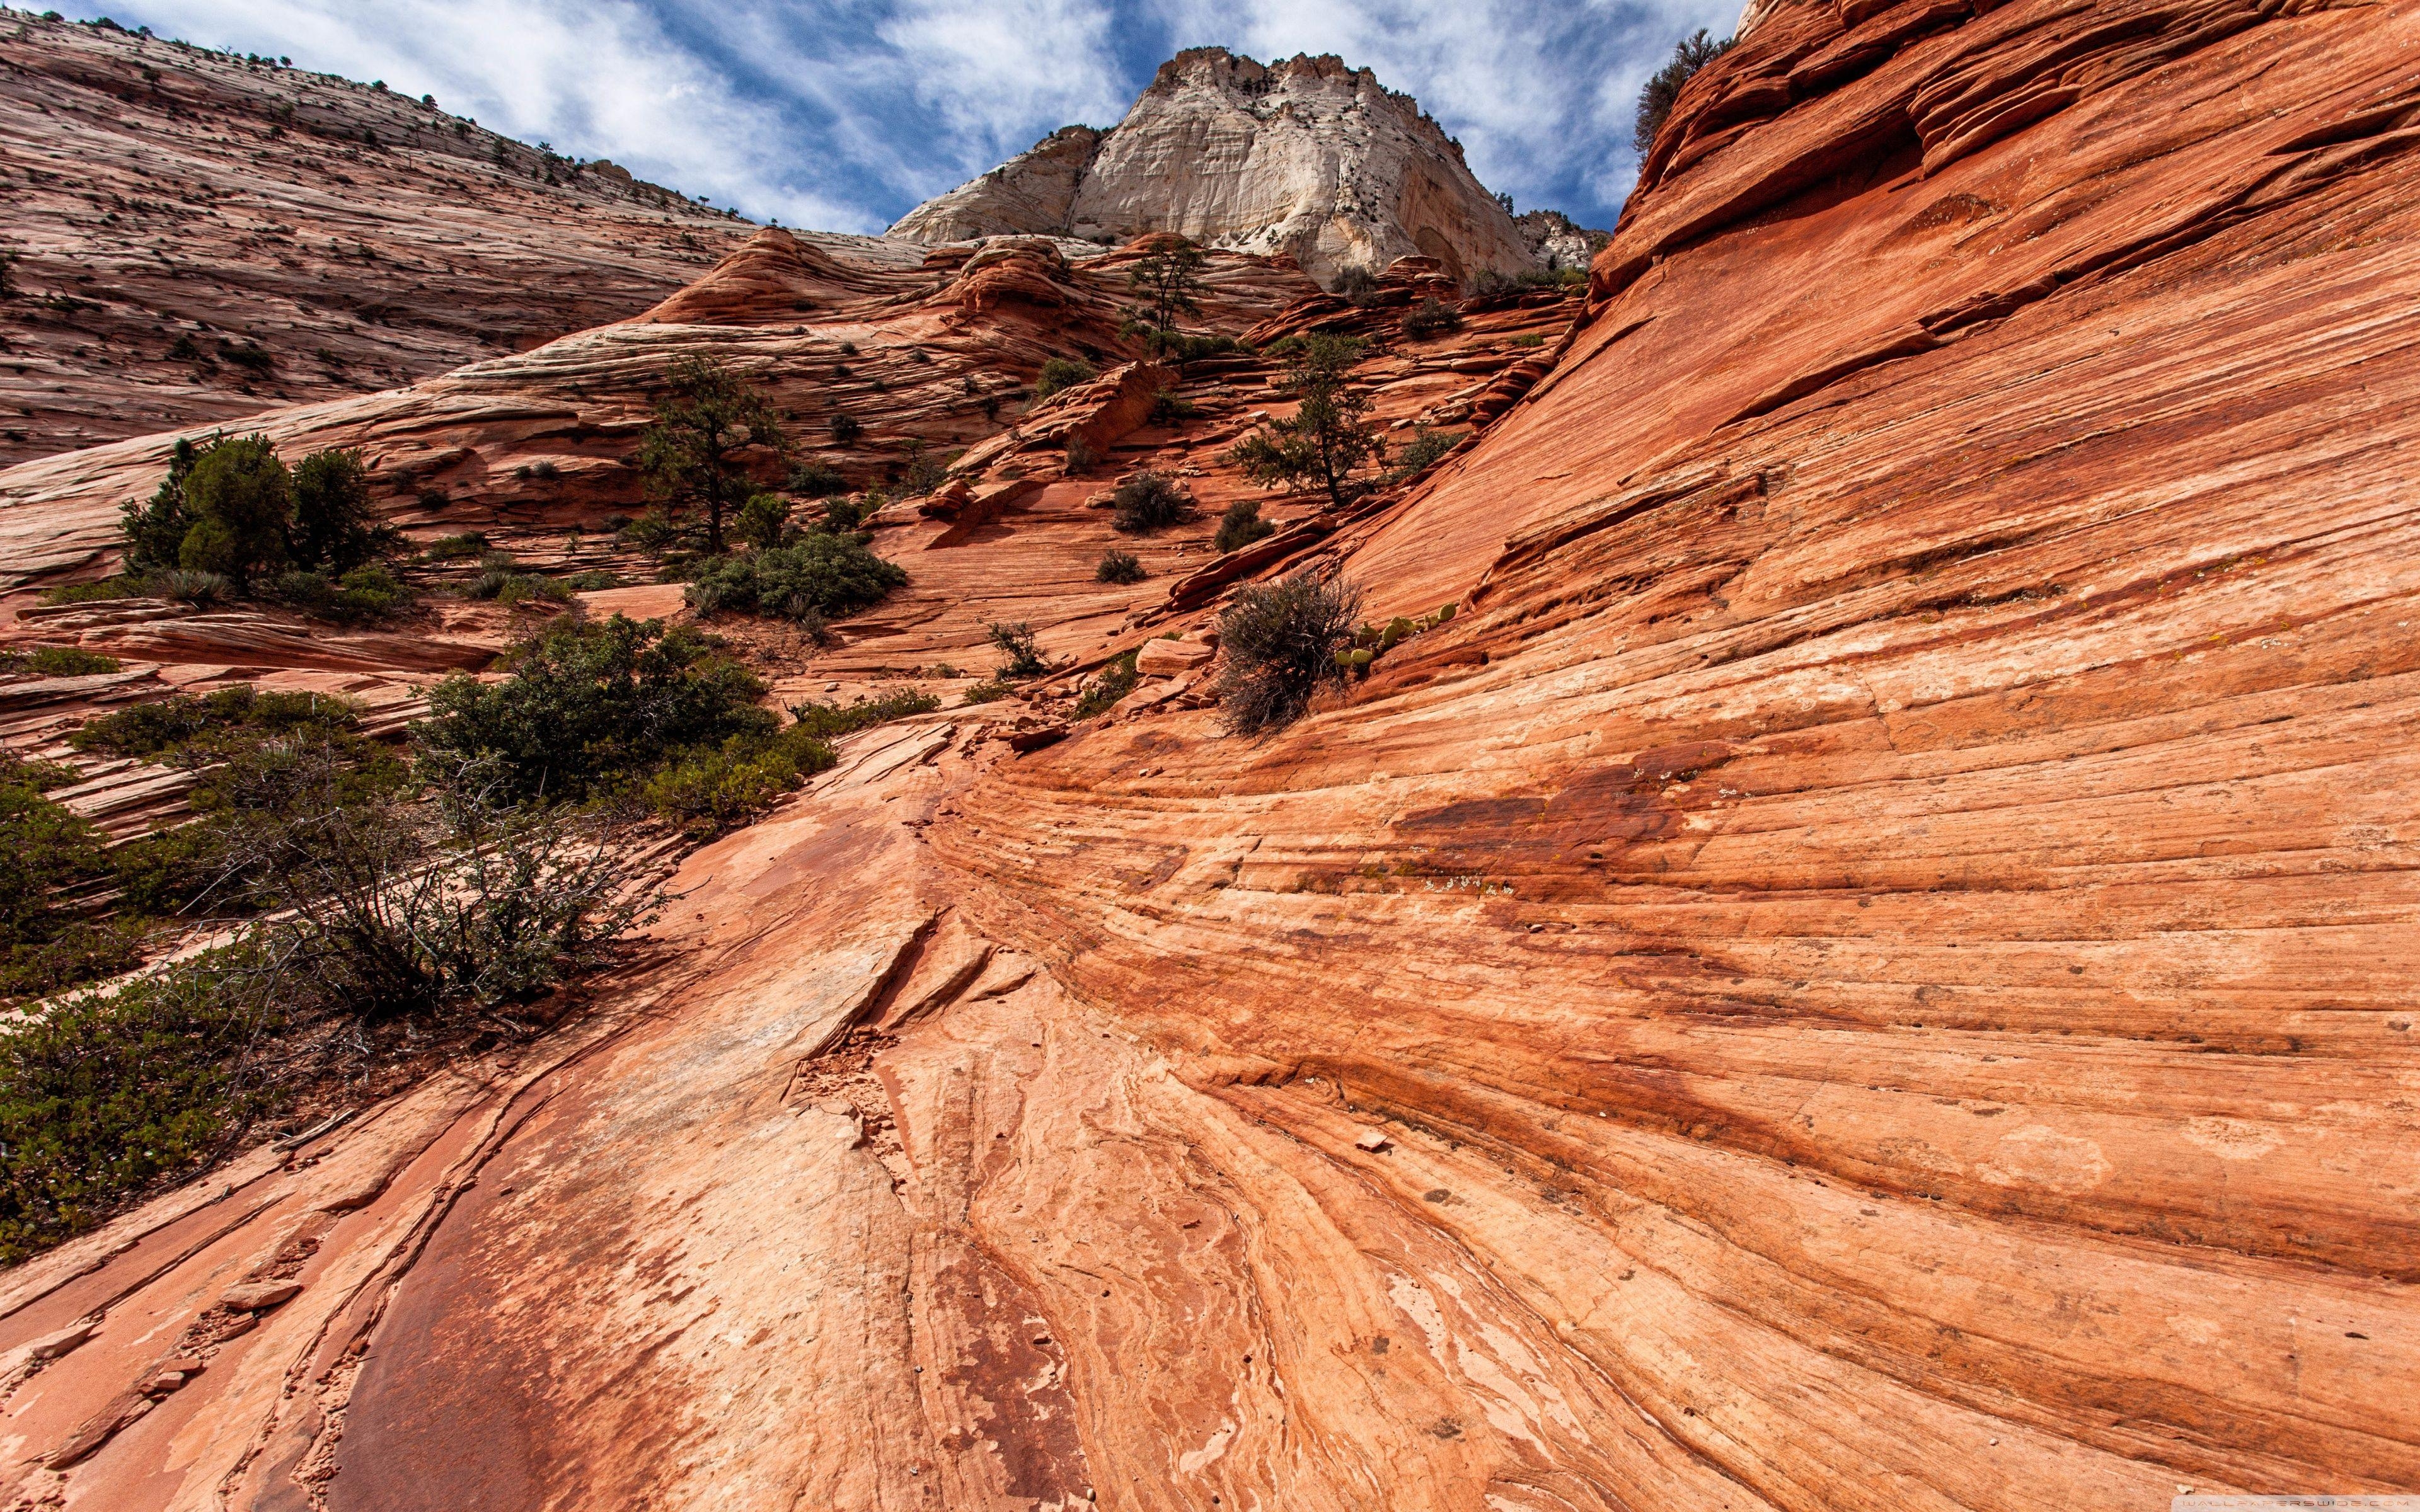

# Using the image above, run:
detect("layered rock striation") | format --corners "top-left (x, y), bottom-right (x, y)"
top-left (2, 0), bottom-right (2418, 1507)
top-left (0, 8), bottom-right (773, 467)
top-left (890, 47), bottom-right (1541, 287)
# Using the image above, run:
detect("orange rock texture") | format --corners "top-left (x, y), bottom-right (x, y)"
top-left (2, 0), bottom-right (2417, 1506)
top-left (0, 11), bottom-right (755, 467)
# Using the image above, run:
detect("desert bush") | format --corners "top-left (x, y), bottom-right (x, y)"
top-left (1149, 389), bottom-right (1201, 424)
top-left (72, 684), bottom-right (364, 761)
top-left (1635, 28), bottom-right (1732, 156)
top-left (1389, 425), bottom-right (1461, 481)
top-left (561, 569), bottom-right (622, 591)
top-left (829, 413), bottom-right (863, 446)
top-left (416, 616), bottom-right (775, 802)
top-left (37, 577), bottom-right (146, 607)
top-left (1400, 296), bottom-right (1463, 339)
top-left (0, 767), bottom-right (132, 1001)
top-left (787, 459), bottom-right (848, 498)
top-left (424, 531), bottom-right (489, 559)
top-left (1034, 357), bottom-right (1095, 401)
top-left (619, 510), bottom-right (679, 550)
top-left (1064, 435), bottom-right (1101, 474)
top-left (1332, 265), bottom-right (1380, 305)
top-left (1095, 549), bottom-right (1145, 584)
top-left (0, 940), bottom-right (282, 1262)
top-left (1072, 649), bottom-right (1140, 720)
top-left (1216, 569), bottom-right (1361, 735)
top-left (897, 440), bottom-right (948, 496)
top-left (960, 677), bottom-right (1012, 705)
top-left (262, 562), bottom-right (417, 622)
top-left (785, 687), bottom-right (942, 740)
top-left (1112, 472), bottom-right (1192, 534)
top-left (288, 447), bottom-right (382, 573)
top-left (1214, 500), bottom-right (1276, 554)
top-left (684, 534), bottom-right (907, 622)
top-left (733, 492), bottom-right (790, 549)
top-left (819, 495), bottom-right (868, 532)
top-left (642, 723), bottom-right (838, 835)
top-left (988, 621), bottom-right (1045, 678)
top-left (0, 645), bottom-right (120, 678)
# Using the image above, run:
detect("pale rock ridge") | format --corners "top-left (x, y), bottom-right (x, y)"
top-left (890, 47), bottom-right (1538, 288)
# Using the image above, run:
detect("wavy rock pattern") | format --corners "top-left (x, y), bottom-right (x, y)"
top-left (1, 1), bottom-right (2416, 1507)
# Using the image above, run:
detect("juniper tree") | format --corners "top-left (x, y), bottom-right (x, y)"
top-left (637, 355), bottom-right (790, 555)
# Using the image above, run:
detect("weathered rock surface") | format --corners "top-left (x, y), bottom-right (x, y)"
top-left (0, 10), bottom-right (769, 467)
top-left (891, 47), bottom-right (1540, 287)
top-left (5, 0), bottom-right (2419, 1506)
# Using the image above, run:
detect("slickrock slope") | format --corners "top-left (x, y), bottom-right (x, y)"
top-left (0, 8), bottom-right (763, 467)
top-left (891, 48), bottom-right (1540, 287)
top-left (5, 0), bottom-right (2420, 1507)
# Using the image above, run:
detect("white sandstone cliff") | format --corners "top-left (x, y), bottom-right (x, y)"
top-left (889, 48), bottom-right (1545, 289)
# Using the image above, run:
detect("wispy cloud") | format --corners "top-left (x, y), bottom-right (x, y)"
top-left (78, 0), bottom-right (1740, 232)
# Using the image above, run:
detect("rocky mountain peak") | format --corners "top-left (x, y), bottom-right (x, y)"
top-left (889, 45), bottom-right (1564, 288)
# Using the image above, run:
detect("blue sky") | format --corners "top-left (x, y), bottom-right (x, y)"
top-left (75, 1), bottom-right (1742, 234)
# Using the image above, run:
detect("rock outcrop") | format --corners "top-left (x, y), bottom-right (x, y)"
top-left (3, 0), bottom-right (2419, 1506)
top-left (0, 9), bottom-right (779, 467)
top-left (890, 47), bottom-right (1540, 288)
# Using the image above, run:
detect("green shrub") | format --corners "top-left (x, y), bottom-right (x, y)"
top-left (684, 535), bottom-right (907, 622)
top-left (1072, 649), bottom-right (1139, 720)
top-left (0, 645), bottom-right (120, 678)
top-left (1400, 297), bottom-right (1463, 338)
top-left (1214, 500), bottom-right (1276, 554)
top-left (561, 569), bottom-right (623, 590)
top-left (988, 622), bottom-right (1044, 678)
top-left (1149, 389), bottom-right (1201, 425)
top-left (620, 510), bottom-right (679, 550)
top-left (36, 577), bottom-right (145, 607)
top-left (829, 413), bottom-right (863, 446)
top-left (787, 459), bottom-right (847, 498)
top-left (1332, 266), bottom-right (1380, 305)
top-left (1064, 435), bottom-right (1101, 474)
top-left (262, 562), bottom-right (417, 621)
top-left (961, 678), bottom-right (1012, 706)
top-left (1112, 472), bottom-right (1192, 534)
top-left (1034, 357), bottom-right (1095, 401)
top-left (1390, 425), bottom-right (1461, 482)
top-left (416, 616), bottom-right (775, 802)
top-left (72, 684), bottom-right (362, 761)
top-left (0, 777), bottom-right (129, 1001)
top-left (819, 496), bottom-right (868, 532)
top-left (643, 723), bottom-right (838, 835)
top-left (734, 492), bottom-right (790, 549)
top-left (1096, 549), bottom-right (1145, 584)
top-left (122, 436), bottom-right (388, 583)
top-left (785, 687), bottom-right (942, 739)
top-left (1216, 569), bottom-right (1361, 734)
top-left (424, 531), bottom-right (489, 559)
top-left (0, 942), bottom-right (283, 1263)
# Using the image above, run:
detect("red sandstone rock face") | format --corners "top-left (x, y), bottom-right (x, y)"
top-left (4, 1), bottom-right (2418, 1506)
top-left (0, 11), bottom-right (756, 467)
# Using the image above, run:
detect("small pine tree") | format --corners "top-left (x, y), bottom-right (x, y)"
top-left (1227, 336), bottom-right (1384, 509)
top-left (637, 356), bottom-right (790, 556)
top-left (1126, 236), bottom-right (1206, 333)
top-left (1634, 29), bottom-right (1733, 157)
